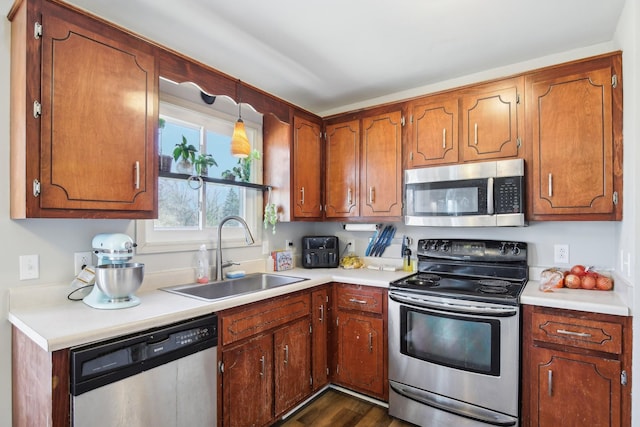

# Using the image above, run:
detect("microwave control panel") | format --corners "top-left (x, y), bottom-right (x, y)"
top-left (494, 176), bottom-right (523, 214)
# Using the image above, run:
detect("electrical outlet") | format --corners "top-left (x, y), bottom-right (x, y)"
top-left (285, 239), bottom-right (293, 249)
top-left (554, 244), bottom-right (569, 264)
top-left (19, 254), bottom-right (39, 280)
top-left (74, 251), bottom-right (93, 274)
top-left (347, 239), bottom-right (355, 253)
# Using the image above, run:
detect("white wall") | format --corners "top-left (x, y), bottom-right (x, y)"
top-left (0, 1), bottom-right (637, 426)
top-left (614, 0), bottom-right (639, 423)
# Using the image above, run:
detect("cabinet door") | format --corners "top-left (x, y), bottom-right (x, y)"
top-left (293, 116), bottom-right (323, 219)
top-left (221, 335), bottom-right (273, 427)
top-left (336, 312), bottom-right (384, 397)
top-left (527, 61), bottom-right (617, 218)
top-left (407, 96), bottom-right (459, 167)
top-left (461, 77), bottom-right (522, 162)
top-left (274, 318), bottom-right (311, 416)
top-left (39, 9), bottom-right (157, 214)
top-left (311, 288), bottom-right (330, 391)
top-left (530, 347), bottom-right (621, 427)
top-left (360, 111), bottom-right (403, 218)
top-left (325, 120), bottom-right (360, 218)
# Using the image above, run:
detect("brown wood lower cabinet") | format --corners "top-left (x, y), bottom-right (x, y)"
top-left (332, 283), bottom-right (387, 400)
top-left (522, 305), bottom-right (632, 427)
top-left (219, 292), bottom-right (313, 427)
top-left (221, 333), bottom-right (274, 427)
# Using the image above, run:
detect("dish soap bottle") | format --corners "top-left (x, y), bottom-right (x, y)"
top-left (196, 244), bottom-right (209, 283)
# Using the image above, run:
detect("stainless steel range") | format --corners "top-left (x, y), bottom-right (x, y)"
top-left (388, 238), bottom-right (528, 427)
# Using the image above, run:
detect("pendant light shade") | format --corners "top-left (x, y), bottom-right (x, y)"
top-left (230, 118), bottom-right (250, 158)
top-left (231, 81), bottom-right (251, 158)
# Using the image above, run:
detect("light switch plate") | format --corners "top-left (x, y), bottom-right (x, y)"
top-left (19, 254), bottom-right (39, 280)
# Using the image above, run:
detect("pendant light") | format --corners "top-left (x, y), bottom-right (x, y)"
top-left (230, 81), bottom-right (251, 158)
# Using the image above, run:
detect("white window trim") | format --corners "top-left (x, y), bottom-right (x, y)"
top-left (135, 90), bottom-right (263, 254)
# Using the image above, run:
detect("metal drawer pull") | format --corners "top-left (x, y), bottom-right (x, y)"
top-left (548, 370), bottom-right (553, 396)
top-left (319, 304), bottom-right (324, 322)
top-left (442, 128), bottom-right (446, 148)
top-left (134, 161), bottom-right (140, 189)
top-left (474, 123), bottom-right (478, 145)
top-left (368, 332), bottom-right (373, 353)
top-left (548, 173), bottom-right (553, 197)
top-left (259, 356), bottom-right (265, 377)
top-left (369, 187), bottom-right (375, 204)
top-left (300, 187), bottom-right (305, 205)
top-left (284, 345), bottom-right (289, 365)
top-left (556, 329), bottom-right (592, 338)
top-left (349, 298), bottom-right (367, 305)
top-left (347, 187), bottom-right (352, 205)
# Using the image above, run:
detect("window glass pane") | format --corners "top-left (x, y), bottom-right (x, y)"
top-left (159, 119), bottom-right (201, 174)
top-left (156, 178), bottom-right (200, 229)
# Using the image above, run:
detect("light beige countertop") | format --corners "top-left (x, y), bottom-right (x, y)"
top-left (8, 267), bottom-right (409, 352)
top-left (9, 266), bottom-right (631, 353)
top-left (520, 279), bottom-right (630, 316)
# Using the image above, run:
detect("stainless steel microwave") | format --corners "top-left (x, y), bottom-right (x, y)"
top-left (404, 159), bottom-right (526, 227)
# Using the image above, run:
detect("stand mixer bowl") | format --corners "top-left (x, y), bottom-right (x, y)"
top-left (95, 263), bottom-right (145, 301)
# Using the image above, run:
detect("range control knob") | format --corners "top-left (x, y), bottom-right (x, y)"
top-left (499, 242), bottom-right (508, 255)
top-left (428, 240), bottom-right (438, 251)
top-left (440, 241), bottom-right (450, 252)
top-left (511, 244), bottom-right (521, 255)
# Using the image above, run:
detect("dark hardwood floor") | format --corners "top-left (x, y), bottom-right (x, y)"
top-left (275, 389), bottom-right (416, 427)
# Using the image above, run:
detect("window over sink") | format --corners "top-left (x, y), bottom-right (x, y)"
top-left (136, 80), bottom-right (263, 254)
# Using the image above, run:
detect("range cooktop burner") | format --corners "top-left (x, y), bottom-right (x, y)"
top-left (390, 238), bottom-right (529, 305)
top-left (406, 273), bottom-right (442, 288)
top-left (477, 285), bottom-right (510, 294)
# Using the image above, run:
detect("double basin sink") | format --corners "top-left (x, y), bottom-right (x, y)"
top-left (162, 273), bottom-right (308, 302)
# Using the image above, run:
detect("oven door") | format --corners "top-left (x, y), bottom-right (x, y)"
top-left (388, 291), bottom-right (520, 425)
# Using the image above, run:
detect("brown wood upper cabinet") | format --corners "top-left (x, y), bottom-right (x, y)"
top-left (325, 120), bottom-right (360, 218)
top-left (460, 77), bottom-right (523, 162)
top-left (9, 0), bottom-right (158, 219)
top-left (525, 53), bottom-right (623, 220)
top-left (360, 110), bottom-right (403, 218)
top-left (406, 94), bottom-right (459, 167)
top-left (406, 77), bottom-right (522, 168)
top-left (292, 116), bottom-right (323, 219)
top-left (324, 110), bottom-right (402, 220)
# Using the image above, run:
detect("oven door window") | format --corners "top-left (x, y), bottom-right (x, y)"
top-left (400, 306), bottom-right (500, 376)
top-left (405, 178), bottom-right (487, 217)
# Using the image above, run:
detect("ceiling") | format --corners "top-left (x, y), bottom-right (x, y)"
top-left (66, 0), bottom-right (625, 116)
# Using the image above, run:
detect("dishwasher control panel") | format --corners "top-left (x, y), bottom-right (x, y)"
top-left (70, 314), bottom-right (218, 396)
top-left (147, 324), bottom-right (215, 358)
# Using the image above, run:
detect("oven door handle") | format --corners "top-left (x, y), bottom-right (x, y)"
top-left (390, 382), bottom-right (517, 426)
top-left (389, 292), bottom-right (518, 317)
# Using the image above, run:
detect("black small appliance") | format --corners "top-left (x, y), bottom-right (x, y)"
top-left (302, 236), bottom-right (339, 268)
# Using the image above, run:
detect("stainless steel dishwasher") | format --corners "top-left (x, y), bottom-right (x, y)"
top-left (70, 314), bottom-right (218, 427)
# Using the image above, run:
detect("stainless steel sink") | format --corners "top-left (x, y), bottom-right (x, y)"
top-left (162, 273), bottom-right (308, 301)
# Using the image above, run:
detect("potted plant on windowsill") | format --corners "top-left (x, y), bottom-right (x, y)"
top-left (194, 153), bottom-right (218, 176)
top-left (173, 135), bottom-right (198, 174)
top-left (236, 149), bottom-right (261, 182)
top-left (221, 169), bottom-right (236, 181)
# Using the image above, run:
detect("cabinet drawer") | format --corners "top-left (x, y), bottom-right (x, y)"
top-left (336, 284), bottom-right (384, 314)
top-left (221, 293), bottom-right (311, 346)
top-left (531, 312), bottom-right (622, 354)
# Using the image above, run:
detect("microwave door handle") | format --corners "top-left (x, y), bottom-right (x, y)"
top-left (487, 177), bottom-right (494, 215)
